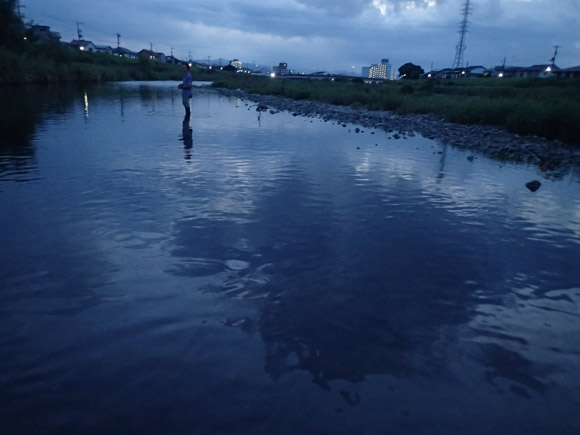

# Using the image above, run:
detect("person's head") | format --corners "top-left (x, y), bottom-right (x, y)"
top-left (183, 64), bottom-right (190, 73)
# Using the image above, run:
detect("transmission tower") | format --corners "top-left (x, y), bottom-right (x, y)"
top-left (452, 0), bottom-right (472, 69)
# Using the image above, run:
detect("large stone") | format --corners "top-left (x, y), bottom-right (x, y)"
top-left (525, 180), bottom-right (542, 192)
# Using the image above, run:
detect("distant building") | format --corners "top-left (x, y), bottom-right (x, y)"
top-left (166, 55), bottom-right (183, 65)
top-left (362, 59), bottom-right (391, 80)
top-left (138, 49), bottom-right (166, 63)
top-left (273, 62), bottom-right (288, 75)
top-left (554, 66), bottom-right (580, 78)
top-left (70, 40), bottom-right (97, 52)
top-left (29, 25), bottom-right (61, 43)
top-left (95, 45), bottom-right (113, 55)
top-left (423, 65), bottom-right (487, 79)
top-left (229, 59), bottom-right (242, 70)
top-left (491, 64), bottom-right (559, 78)
top-left (113, 47), bottom-right (138, 59)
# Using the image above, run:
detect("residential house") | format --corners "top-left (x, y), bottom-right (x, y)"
top-left (422, 68), bottom-right (454, 79)
top-left (463, 66), bottom-right (487, 77)
top-left (491, 64), bottom-right (559, 78)
top-left (166, 55), bottom-right (183, 65)
top-left (138, 49), bottom-right (166, 63)
top-left (29, 24), bottom-right (61, 43)
top-left (70, 39), bottom-right (97, 52)
top-left (95, 45), bottom-right (113, 55)
top-left (112, 47), bottom-right (138, 59)
top-left (554, 66), bottom-right (580, 79)
top-left (422, 66), bottom-right (488, 79)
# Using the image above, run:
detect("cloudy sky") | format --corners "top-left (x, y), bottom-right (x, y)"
top-left (25, 0), bottom-right (580, 73)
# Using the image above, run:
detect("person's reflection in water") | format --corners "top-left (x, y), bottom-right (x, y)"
top-left (180, 121), bottom-right (193, 161)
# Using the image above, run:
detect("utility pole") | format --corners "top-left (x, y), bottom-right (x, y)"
top-left (452, 0), bottom-right (472, 69)
top-left (16, 0), bottom-right (25, 19)
top-left (208, 55), bottom-right (211, 68)
top-left (550, 45), bottom-right (560, 66)
top-left (171, 47), bottom-right (174, 58)
top-left (150, 42), bottom-right (153, 52)
top-left (188, 51), bottom-right (192, 62)
top-left (76, 22), bottom-right (83, 40)
top-left (116, 33), bottom-right (121, 48)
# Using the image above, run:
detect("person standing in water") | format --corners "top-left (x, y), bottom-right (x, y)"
top-left (178, 64), bottom-right (193, 120)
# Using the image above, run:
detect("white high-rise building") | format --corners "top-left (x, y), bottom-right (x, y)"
top-left (362, 59), bottom-right (391, 80)
top-left (230, 59), bottom-right (243, 70)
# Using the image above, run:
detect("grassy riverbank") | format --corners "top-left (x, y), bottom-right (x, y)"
top-left (0, 44), bottom-right (188, 83)
top-left (212, 75), bottom-right (580, 145)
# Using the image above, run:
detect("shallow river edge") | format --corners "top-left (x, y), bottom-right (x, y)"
top-left (215, 87), bottom-right (580, 178)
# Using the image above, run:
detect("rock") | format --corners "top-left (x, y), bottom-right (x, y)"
top-left (467, 156), bottom-right (475, 162)
top-left (525, 180), bottom-right (542, 192)
top-left (355, 128), bottom-right (360, 133)
top-left (393, 134), bottom-right (401, 139)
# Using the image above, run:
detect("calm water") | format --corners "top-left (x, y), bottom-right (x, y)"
top-left (1, 82), bottom-right (580, 434)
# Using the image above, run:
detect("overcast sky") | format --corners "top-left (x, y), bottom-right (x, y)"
top-left (25, 0), bottom-right (580, 73)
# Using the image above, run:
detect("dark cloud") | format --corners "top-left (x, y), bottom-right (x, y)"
top-left (24, 0), bottom-right (580, 72)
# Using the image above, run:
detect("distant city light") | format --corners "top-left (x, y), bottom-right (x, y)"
top-left (270, 72), bottom-right (276, 78)
top-left (461, 70), bottom-right (465, 75)
top-left (498, 72), bottom-right (504, 78)
top-left (546, 66), bottom-right (552, 72)
top-left (428, 73), bottom-right (432, 78)
top-left (80, 46), bottom-right (85, 51)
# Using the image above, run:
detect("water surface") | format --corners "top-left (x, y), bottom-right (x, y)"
top-left (1, 82), bottom-right (580, 434)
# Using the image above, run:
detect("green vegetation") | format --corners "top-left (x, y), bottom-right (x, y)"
top-left (212, 74), bottom-right (580, 145)
top-left (0, 44), bottom-right (188, 83)
top-left (398, 62), bottom-right (424, 80)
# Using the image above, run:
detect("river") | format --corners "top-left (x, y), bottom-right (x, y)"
top-left (1, 81), bottom-right (579, 434)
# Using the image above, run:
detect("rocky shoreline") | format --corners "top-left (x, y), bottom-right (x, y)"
top-left (216, 88), bottom-right (580, 178)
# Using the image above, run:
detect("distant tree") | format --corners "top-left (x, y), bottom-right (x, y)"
top-left (0, 0), bottom-right (26, 50)
top-left (398, 63), bottom-right (424, 80)
top-left (222, 64), bottom-right (237, 72)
